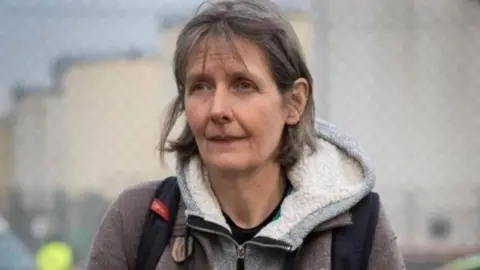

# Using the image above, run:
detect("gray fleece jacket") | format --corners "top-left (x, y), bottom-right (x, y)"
top-left (87, 120), bottom-right (406, 269)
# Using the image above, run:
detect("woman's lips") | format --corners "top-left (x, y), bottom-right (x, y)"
top-left (207, 137), bottom-right (246, 146)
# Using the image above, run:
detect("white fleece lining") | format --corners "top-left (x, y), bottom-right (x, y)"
top-left (177, 120), bottom-right (375, 245)
top-left (257, 140), bottom-right (365, 240)
top-left (181, 158), bottom-right (231, 230)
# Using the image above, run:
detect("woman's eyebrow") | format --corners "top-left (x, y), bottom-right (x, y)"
top-left (186, 72), bottom-right (210, 84)
top-left (228, 70), bottom-right (262, 82)
top-left (186, 67), bottom-right (262, 85)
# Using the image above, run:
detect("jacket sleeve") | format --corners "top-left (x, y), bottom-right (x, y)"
top-left (367, 203), bottom-right (406, 270)
top-left (86, 182), bottom-right (157, 270)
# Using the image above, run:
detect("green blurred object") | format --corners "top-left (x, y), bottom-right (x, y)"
top-left (36, 241), bottom-right (74, 270)
top-left (439, 254), bottom-right (480, 270)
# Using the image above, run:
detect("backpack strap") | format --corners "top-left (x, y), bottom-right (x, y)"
top-left (135, 177), bottom-right (181, 270)
top-left (332, 192), bottom-right (380, 270)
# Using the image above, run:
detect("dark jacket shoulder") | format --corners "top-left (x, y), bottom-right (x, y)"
top-left (87, 181), bottom-right (160, 270)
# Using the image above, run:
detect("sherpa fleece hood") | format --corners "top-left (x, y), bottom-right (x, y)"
top-left (175, 119), bottom-right (376, 249)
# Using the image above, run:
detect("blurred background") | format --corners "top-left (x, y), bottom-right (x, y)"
top-left (0, 0), bottom-right (479, 269)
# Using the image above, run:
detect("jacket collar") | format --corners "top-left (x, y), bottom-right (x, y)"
top-left (173, 197), bottom-right (353, 238)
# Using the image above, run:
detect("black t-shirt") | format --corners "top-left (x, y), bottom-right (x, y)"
top-left (223, 185), bottom-right (290, 245)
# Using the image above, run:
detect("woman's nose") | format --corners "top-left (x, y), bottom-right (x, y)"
top-left (209, 85), bottom-right (233, 124)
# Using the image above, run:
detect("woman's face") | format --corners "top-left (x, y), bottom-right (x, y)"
top-left (184, 36), bottom-right (306, 173)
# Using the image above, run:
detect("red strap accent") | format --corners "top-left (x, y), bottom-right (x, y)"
top-left (150, 198), bottom-right (170, 222)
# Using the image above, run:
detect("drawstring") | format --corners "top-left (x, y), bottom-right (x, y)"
top-left (183, 226), bottom-right (192, 270)
top-left (184, 226), bottom-right (190, 258)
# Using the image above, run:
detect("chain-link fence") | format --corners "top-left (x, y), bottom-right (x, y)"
top-left (311, 1), bottom-right (480, 267)
top-left (0, 0), bottom-right (479, 268)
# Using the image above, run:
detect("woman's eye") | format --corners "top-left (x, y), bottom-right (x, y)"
top-left (191, 83), bottom-right (211, 92)
top-left (236, 80), bottom-right (255, 91)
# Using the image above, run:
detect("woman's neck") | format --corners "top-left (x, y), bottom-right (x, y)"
top-left (208, 162), bottom-right (287, 229)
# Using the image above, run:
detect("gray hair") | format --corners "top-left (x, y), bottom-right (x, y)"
top-left (159, 0), bottom-right (317, 168)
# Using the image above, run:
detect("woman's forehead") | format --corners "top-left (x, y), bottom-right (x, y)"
top-left (186, 36), bottom-right (269, 77)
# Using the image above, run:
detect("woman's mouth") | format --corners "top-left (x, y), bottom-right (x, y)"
top-left (207, 136), bottom-right (246, 145)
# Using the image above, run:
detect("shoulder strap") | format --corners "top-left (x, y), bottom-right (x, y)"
top-left (332, 192), bottom-right (380, 270)
top-left (135, 177), bottom-right (181, 270)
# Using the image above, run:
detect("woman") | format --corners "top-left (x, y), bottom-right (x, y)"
top-left (87, 0), bottom-right (405, 269)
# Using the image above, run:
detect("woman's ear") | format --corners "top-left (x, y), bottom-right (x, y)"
top-left (285, 78), bottom-right (309, 125)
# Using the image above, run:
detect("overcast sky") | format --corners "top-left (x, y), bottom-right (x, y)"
top-left (0, 0), bottom-right (306, 116)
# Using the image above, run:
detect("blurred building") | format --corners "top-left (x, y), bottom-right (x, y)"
top-left (50, 54), bottom-right (178, 199)
top-left (0, 114), bottom-right (12, 214)
top-left (8, 54), bottom-right (182, 253)
top-left (7, 86), bottom-right (60, 249)
top-left (10, 86), bottom-right (58, 211)
top-left (311, 0), bottom-right (480, 249)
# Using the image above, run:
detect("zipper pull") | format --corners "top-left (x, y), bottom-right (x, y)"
top-left (237, 245), bottom-right (245, 260)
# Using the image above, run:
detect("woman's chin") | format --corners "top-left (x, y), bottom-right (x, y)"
top-left (203, 155), bottom-right (252, 173)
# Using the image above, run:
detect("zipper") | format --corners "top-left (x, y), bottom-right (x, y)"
top-left (237, 245), bottom-right (245, 270)
top-left (237, 245), bottom-right (246, 259)
top-left (187, 222), bottom-right (240, 248)
top-left (187, 222), bottom-right (246, 269)
top-left (187, 221), bottom-right (292, 269)
top-left (246, 240), bottom-right (291, 251)
top-left (235, 240), bottom-right (291, 270)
